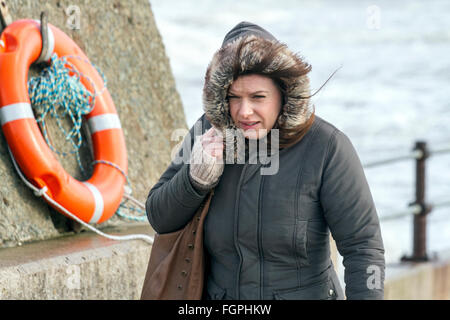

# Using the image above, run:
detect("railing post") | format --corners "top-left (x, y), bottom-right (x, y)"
top-left (401, 141), bottom-right (433, 262)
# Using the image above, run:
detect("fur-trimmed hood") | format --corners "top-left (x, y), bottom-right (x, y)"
top-left (202, 21), bottom-right (314, 151)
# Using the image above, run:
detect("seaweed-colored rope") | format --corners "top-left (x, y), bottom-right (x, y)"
top-left (28, 53), bottom-right (105, 173)
top-left (28, 53), bottom-right (146, 222)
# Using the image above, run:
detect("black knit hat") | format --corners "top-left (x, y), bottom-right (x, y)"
top-left (221, 21), bottom-right (277, 46)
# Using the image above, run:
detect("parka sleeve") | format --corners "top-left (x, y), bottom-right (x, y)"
top-left (146, 114), bottom-right (212, 234)
top-left (319, 129), bottom-right (385, 300)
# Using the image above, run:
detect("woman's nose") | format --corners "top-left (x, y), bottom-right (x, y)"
top-left (238, 99), bottom-right (254, 118)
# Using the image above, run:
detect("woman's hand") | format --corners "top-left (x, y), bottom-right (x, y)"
top-left (189, 127), bottom-right (225, 190)
top-left (201, 127), bottom-right (224, 159)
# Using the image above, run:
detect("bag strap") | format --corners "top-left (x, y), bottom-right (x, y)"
top-left (199, 189), bottom-right (214, 219)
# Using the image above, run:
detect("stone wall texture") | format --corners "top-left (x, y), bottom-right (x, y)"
top-left (0, 225), bottom-right (154, 299)
top-left (0, 0), bottom-right (186, 247)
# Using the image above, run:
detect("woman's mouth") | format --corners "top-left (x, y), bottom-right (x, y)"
top-left (240, 121), bottom-right (260, 130)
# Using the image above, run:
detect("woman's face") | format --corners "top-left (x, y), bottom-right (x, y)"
top-left (228, 74), bottom-right (282, 140)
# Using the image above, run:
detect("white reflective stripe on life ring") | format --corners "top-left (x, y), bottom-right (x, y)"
top-left (0, 103), bottom-right (35, 126)
top-left (83, 182), bottom-right (104, 224)
top-left (87, 114), bottom-right (122, 134)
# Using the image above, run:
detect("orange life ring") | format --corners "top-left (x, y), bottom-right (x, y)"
top-left (0, 20), bottom-right (128, 224)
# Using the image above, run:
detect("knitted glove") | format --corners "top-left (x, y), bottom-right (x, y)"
top-left (189, 127), bottom-right (224, 191)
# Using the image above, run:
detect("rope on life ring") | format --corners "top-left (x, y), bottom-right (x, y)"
top-left (0, 18), bottom-right (153, 243)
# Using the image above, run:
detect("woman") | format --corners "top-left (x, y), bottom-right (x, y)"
top-left (146, 21), bottom-right (385, 300)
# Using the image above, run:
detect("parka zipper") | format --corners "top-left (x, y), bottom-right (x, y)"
top-left (234, 163), bottom-right (266, 299)
top-left (233, 164), bottom-right (247, 300)
top-left (257, 174), bottom-right (265, 299)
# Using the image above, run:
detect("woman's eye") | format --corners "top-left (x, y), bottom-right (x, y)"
top-left (227, 95), bottom-right (237, 99)
top-left (254, 95), bottom-right (266, 99)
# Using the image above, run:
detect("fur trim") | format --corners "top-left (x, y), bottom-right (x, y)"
top-left (203, 34), bottom-right (313, 134)
top-left (202, 34), bottom-right (313, 162)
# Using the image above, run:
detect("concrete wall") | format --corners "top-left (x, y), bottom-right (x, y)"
top-left (0, 0), bottom-right (184, 298)
top-left (385, 250), bottom-right (450, 300)
top-left (0, 0), bottom-right (186, 247)
top-left (0, 225), bottom-right (154, 299)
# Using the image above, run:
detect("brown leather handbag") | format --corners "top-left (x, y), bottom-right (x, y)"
top-left (140, 190), bottom-right (214, 300)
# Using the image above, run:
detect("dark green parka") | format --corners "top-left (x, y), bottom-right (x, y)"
top-left (146, 22), bottom-right (385, 300)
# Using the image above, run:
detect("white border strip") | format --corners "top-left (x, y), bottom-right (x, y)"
top-left (0, 103), bottom-right (35, 126)
top-left (33, 20), bottom-right (55, 63)
top-left (83, 182), bottom-right (104, 224)
top-left (88, 114), bottom-right (122, 134)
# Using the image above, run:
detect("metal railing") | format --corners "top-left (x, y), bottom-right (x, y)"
top-left (362, 141), bottom-right (450, 262)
